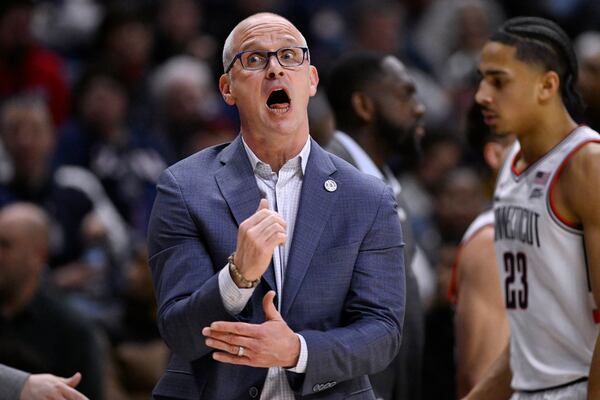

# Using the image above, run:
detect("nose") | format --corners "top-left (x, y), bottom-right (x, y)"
top-left (475, 81), bottom-right (491, 106)
top-left (265, 55), bottom-right (284, 79)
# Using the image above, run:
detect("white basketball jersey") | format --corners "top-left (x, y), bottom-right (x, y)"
top-left (462, 209), bottom-right (494, 244)
top-left (494, 126), bottom-right (600, 391)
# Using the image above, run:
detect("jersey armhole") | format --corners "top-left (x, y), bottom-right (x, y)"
top-left (548, 139), bottom-right (600, 230)
top-left (447, 223), bottom-right (495, 304)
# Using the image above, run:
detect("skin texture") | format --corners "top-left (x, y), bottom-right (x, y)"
top-left (467, 39), bottom-right (600, 400)
top-left (20, 373), bottom-right (88, 400)
top-left (454, 226), bottom-right (509, 397)
top-left (204, 13), bottom-right (320, 369)
top-left (454, 139), bottom-right (512, 397)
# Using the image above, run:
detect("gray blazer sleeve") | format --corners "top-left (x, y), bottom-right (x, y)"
top-left (0, 364), bottom-right (29, 400)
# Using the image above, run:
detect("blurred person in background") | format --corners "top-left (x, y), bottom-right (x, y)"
top-left (325, 51), bottom-right (426, 400)
top-left (575, 31), bottom-right (600, 132)
top-left (151, 0), bottom-right (218, 66)
top-left (105, 244), bottom-right (168, 400)
top-left (0, 96), bottom-right (128, 327)
top-left (0, 0), bottom-right (70, 127)
top-left (90, 5), bottom-right (154, 128)
top-left (398, 133), bottom-right (462, 265)
top-left (0, 203), bottom-right (103, 399)
top-left (150, 55), bottom-right (236, 161)
top-left (448, 103), bottom-right (515, 397)
top-left (55, 69), bottom-right (166, 237)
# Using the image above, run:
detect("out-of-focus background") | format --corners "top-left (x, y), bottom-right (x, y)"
top-left (1, 0), bottom-right (600, 398)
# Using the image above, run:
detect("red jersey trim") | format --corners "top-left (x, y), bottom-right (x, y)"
top-left (548, 139), bottom-right (600, 229)
top-left (511, 124), bottom-right (585, 177)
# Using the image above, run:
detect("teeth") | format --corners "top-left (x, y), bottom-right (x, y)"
top-left (268, 107), bottom-right (289, 113)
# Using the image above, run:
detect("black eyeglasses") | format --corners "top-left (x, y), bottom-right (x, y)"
top-left (225, 47), bottom-right (309, 73)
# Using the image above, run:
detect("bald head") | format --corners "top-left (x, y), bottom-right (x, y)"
top-left (0, 203), bottom-right (50, 311)
top-left (222, 12), bottom-right (307, 72)
top-left (0, 203), bottom-right (50, 254)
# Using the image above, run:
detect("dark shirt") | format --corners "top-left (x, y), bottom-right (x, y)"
top-left (0, 287), bottom-right (103, 399)
top-left (0, 173), bottom-right (93, 268)
top-left (55, 120), bottom-right (166, 235)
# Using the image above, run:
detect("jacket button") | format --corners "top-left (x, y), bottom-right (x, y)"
top-left (249, 386), bottom-right (259, 398)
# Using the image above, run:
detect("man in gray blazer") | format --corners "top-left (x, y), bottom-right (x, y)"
top-left (326, 52), bottom-right (426, 400)
top-left (147, 12), bottom-right (405, 400)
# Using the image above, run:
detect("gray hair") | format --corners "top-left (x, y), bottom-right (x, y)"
top-left (151, 56), bottom-right (214, 102)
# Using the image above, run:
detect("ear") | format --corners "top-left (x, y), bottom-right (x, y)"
top-left (308, 65), bottom-right (319, 97)
top-left (219, 73), bottom-right (236, 106)
top-left (538, 70), bottom-right (560, 103)
top-left (483, 141), bottom-right (504, 173)
top-left (350, 92), bottom-right (375, 123)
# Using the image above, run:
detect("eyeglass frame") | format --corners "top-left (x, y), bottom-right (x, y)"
top-left (225, 46), bottom-right (310, 73)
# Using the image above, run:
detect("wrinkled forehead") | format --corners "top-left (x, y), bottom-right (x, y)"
top-left (232, 14), bottom-right (305, 51)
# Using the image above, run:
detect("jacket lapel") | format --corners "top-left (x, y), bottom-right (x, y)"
top-left (282, 140), bottom-right (338, 316)
top-left (214, 136), bottom-right (275, 290)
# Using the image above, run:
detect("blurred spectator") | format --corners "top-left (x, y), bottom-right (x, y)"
top-left (399, 132), bottom-right (462, 263)
top-left (325, 52), bottom-right (426, 400)
top-left (152, 0), bottom-right (218, 66)
top-left (0, 96), bottom-right (129, 323)
top-left (412, 0), bottom-right (504, 81)
top-left (434, 167), bottom-right (484, 245)
top-left (422, 241), bottom-right (458, 400)
top-left (91, 5), bottom-right (154, 128)
top-left (0, 0), bottom-right (70, 127)
top-left (150, 55), bottom-right (235, 160)
top-left (56, 70), bottom-right (166, 236)
top-left (350, 0), bottom-right (404, 55)
top-left (105, 244), bottom-right (168, 400)
top-left (575, 31), bottom-right (600, 131)
top-left (0, 203), bottom-right (103, 399)
top-left (31, 0), bottom-right (103, 58)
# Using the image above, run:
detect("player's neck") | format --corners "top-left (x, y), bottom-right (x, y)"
top-left (517, 108), bottom-right (577, 167)
top-left (348, 127), bottom-right (387, 168)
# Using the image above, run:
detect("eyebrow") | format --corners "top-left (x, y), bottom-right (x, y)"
top-left (478, 68), bottom-right (509, 77)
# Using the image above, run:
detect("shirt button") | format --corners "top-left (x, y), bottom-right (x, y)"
top-left (249, 386), bottom-right (259, 398)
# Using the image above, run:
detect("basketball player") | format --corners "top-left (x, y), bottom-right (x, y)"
top-left (449, 103), bottom-right (514, 397)
top-left (465, 16), bottom-right (600, 400)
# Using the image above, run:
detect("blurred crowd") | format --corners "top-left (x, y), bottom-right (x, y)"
top-left (2, 0), bottom-right (600, 399)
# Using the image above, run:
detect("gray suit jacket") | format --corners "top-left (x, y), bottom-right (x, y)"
top-left (327, 133), bottom-right (424, 400)
top-left (148, 136), bottom-right (406, 399)
top-left (0, 364), bottom-right (29, 400)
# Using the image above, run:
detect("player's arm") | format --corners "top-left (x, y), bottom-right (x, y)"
top-left (560, 142), bottom-right (600, 399)
top-left (455, 226), bottom-right (510, 397)
top-left (462, 343), bottom-right (513, 400)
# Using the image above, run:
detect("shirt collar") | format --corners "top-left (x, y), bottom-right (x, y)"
top-left (241, 135), bottom-right (311, 175)
top-left (333, 130), bottom-right (383, 180)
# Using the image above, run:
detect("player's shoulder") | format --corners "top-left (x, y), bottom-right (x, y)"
top-left (561, 134), bottom-right (600, 182)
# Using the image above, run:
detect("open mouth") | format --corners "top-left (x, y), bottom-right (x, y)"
top-left (266, 89), bottom-right (291, 113)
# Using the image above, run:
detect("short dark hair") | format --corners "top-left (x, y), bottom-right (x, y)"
top-left (490, 16), bottom-right (584, 113)
top-left (325, 52), bottom-right (386, 131)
